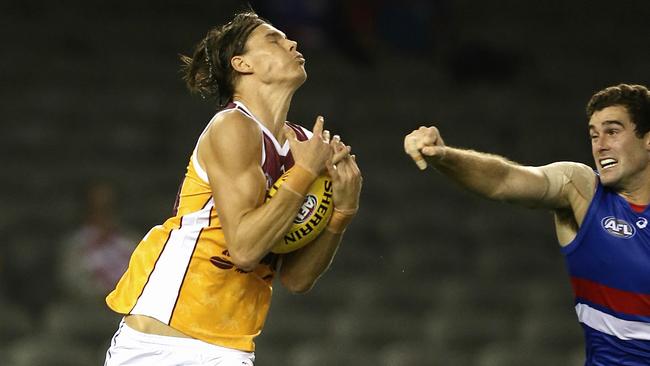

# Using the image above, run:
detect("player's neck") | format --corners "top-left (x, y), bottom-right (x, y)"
top-left (233, 86), bottom-right (294, 141)
top-left (617, 167), bottom-right (650, 205)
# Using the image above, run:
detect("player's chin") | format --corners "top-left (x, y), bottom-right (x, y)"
top-left (291, 71), bottom-right (307, 88)
top-left (598, 171), bottom-right (620, 188)
top-left (298, 68), bottom-right (307, 82)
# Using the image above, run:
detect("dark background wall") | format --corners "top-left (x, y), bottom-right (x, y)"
top-left (1, 0), bottom-right (649, 365)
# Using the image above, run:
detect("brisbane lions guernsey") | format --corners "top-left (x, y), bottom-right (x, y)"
top-left (106, 101), bottom-right (310, 352)
top-left (561, 179), bottom-right (650, 364)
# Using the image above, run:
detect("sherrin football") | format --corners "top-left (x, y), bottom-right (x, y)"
top-left (266, 169), bottom-right (334, 254)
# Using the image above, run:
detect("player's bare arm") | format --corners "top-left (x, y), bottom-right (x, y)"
top-left (200, 112), bottom-right (331, 270)
top-left (404, 126), bottom-right (597, 243)
top-left (404, 126), bottom-right (551, 205)
top-left (538, 161), bottom-right (597, 245)
top-left (280, 136), bottom-right (362, 293)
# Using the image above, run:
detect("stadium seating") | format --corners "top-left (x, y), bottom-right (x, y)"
top-left (3, 1), bottom-right (648, 365)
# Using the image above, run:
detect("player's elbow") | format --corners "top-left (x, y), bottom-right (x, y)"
top-left (228, 249), bottom-right (259, 272)
top-left (280, 272), bottom-right (315, 294)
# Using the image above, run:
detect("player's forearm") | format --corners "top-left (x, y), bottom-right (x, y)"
top-left (279, 209), bottom-right (355, 292)
top-left (279, 229), bottom-right (343, 293)
top-left (228, 187), bottom-right (307, 270)
top-left (432, 147), bottom-right (522, 201)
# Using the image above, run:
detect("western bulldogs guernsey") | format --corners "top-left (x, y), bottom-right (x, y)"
top-left (106, 101), bottom-right (310, 351)
top-left (561, 179), bottom-right (650, 365)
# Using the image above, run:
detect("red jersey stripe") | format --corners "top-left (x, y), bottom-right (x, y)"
top-left (571, 277), bottom-right (650, 316)
top-left (628, 202), bottom-right (648, 213)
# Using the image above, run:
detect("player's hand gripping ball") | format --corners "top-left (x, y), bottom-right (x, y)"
top-left (266, 169), bottom-right (334, 254)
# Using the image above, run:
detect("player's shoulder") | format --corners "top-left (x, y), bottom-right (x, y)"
top-left (545, 161), bottom-right (595, 181)
top-left (541, 161), bottom-right (597, 197)
top-left (209, 108), bottom-right (261, 139)
top-left (210, 108), bottom-right (260, 133)
top-left (199, 108), bottom-right (263, 159)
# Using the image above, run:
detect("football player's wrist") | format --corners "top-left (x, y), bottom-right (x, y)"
top-left (326, 209), bottom-right (356, 234)
top-left (285, 164), bottom-right (317, 196)
top-left (334, 206), bottom-right (358, 215)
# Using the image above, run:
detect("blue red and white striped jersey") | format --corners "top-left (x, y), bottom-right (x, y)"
top-left (561, 179), bottom-right (650, 364)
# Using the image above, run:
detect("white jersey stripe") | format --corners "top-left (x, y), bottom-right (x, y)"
top-left (576, 303), bottom-right (650, 341)
top-left (191, 109), bottom-right (229, 184)
top-left (131, 204), bottom-right (212, 324)
top-left (191, 152), bottom-right (209, 183)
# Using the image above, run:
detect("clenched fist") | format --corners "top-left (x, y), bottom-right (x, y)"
top-left (403, 126), bottom-right (446, 170)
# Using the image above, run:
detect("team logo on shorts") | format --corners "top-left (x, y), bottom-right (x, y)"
top-left (601, 216), bottom-right (636, 239)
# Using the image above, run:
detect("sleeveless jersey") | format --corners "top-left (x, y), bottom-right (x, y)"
top-left (561, 179), bottom-right (650, 364)
top-left (106, 101), bottom-right (310, 352)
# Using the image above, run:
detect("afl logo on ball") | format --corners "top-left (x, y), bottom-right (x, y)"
top-left (294, 194), bottom-right (317, 224)
top-left (601, 216), bottom-right (636, 239)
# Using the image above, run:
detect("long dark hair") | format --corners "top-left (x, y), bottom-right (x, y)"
top-left (180, 11), bottom-right (267, 107)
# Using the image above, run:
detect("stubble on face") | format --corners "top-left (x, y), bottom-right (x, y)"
top-left (590, 106), bottom-right (650, 189)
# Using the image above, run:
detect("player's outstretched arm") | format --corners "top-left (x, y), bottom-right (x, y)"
top-left (404, 126), bottom-right (596, 210)
top-left (200, 112), bottom-right (332, 271)
top-left (280, 137), bottom-right (362, 293)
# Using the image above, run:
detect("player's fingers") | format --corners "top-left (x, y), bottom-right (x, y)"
top-left (326, 158), bottom-right (339, 179)
top-left (415, 127), bottom-right (440, 150)
top-left (323, 129), bottom-right (331, 143)
top-left (340, 158), bottom-right (361, 185)
top-left (348, 154), bottom-right (361, 175)
top-left (411, 152), bottom-right (427, 170)
top-left (404, 135), bottom-right (427, 170)
top-left (416, 136), bottom-right (435, 150)
top-left (330, 134), bottom-right (342, 149)
top-left (311, 116), bottom-right (324, 137)
top-left (330, 135), bottom-right (349, 163)
top-left (425, 126), bottom-right (444, 147)
top-left (337, 155), bottom-right (362, 188)
top-left (332, 145), bottom-right (351, 165)
top-left (421, 146), bottom-right (438, 156)
top-left (334, 157), bottom-right (351, 177)
top-left (404, 133), bottom-right (425, 153)
top-left (412, 127), bottom-right (428, 149)
top-left (435, 134), bottom-right (445, 147)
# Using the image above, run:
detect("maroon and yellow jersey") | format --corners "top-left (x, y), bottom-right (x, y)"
top-left (106, 101), bottom-right (309, 351)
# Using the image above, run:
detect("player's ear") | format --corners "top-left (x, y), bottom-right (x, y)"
top-left (231, 55), bottom-right (252, 74)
